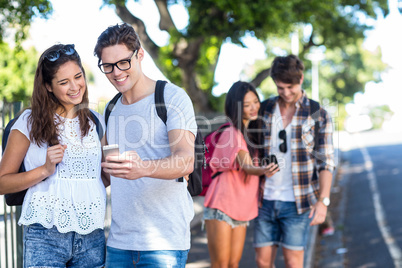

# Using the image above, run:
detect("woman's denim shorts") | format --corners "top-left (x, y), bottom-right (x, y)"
top-left (23, 223), bottom-right (105, 268)
top-left (203, 207), bottom-right (249, 229)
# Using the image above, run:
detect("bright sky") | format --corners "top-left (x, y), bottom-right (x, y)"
top-left (22, 0), bottom-right (402, 125)
top-left (347, 0), bottom-right (402, 131)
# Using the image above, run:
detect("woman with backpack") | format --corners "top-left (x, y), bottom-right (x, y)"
top-left (0, 44), bottom-right (108, 267)
top-left (203, 81), bottom-right (279, 268)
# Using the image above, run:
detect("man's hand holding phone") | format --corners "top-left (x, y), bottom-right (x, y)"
top-left (102, 145), bottom-right (146, 180)
top-left (103, 144), bottom-right (120, 163)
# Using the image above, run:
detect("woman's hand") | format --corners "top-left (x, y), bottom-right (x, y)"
top-left (44, 144), bottom-right (67, 177)
top-left (184, 175), bottom-right (190, 186)
top-left (262, 163), bottom-right (280, 177)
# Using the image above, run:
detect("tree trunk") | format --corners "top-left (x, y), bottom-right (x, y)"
top-left (251, 67), bottom-right (271, 88)
top-left (114, 3), bottom-right (215, 114)
top-left (174, 38), bottom-right (213, 113)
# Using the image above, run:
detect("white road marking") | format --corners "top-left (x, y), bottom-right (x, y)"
top-left (356, 134), bottom-right (402, 268)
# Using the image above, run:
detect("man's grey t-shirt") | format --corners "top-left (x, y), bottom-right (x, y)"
top-left (105, 83), bottom-right (197, 250)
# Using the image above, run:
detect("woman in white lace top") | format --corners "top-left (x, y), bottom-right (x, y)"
top-left (0, 44), bottom-right (108, 268)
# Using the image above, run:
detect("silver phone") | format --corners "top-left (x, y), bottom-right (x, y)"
top-left (102, 144), bottom-right (119, 161)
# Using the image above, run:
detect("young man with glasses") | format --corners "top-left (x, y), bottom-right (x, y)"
top-left (94, 23), bottom-right (197, 267)
top-left (253, 55), bottom-right (335, 268)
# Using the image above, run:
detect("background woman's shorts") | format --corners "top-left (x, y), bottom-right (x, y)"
top-left (203, 207), bottom-right (249, 228)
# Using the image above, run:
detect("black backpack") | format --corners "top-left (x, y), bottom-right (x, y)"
top-left (1, 110), bottom-right (104, 206)
top-left (104, 80), bottom-right (204, 196)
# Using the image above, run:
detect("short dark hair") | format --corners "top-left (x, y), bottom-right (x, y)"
top-left (270, 54), bottom-right (304, 84)
top-left (94, 23), bottom-right (141, 62)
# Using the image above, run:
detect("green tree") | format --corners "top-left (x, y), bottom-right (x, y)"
top-left (0, 42), bottom-right (38, 103)
top-left (0, 0), bottom-right (53, 46)
top-left (103, 0), bottom-right (388, 113)
top-left (0, 43), bottom-right (97, 104)
top-left (368, 104), bottom-right (393, 129)
top-left (246, 30), bottom-right (387, 130)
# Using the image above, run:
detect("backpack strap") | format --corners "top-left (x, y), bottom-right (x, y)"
top-left (259, 97), bottom-right (277, 158)
top-left (104, 80), bottom-right (167, 127)
top-left (105, 92), bottom-right (123, 126)
top-left (90, 111), bottom-right (104, 141)
top-left (210, 123), bottom-right (231, 179)
top-left (309, 99), bottom-right (320, 151)
top-left (309, 99), bottom-right (322, 181)
top-left (154, 80), bottom-right (187, 183)
top-left (260, 97), bottom-right (277, 116)
top-left (2, 117), bottom-right (18, 153)
top-left (154, 80), bottom-right (168, 125)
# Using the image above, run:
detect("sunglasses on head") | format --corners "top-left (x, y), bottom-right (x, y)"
top-left (45, 44), bottom-right (76, 62)
top-left (279, 129), bottom-right (287, 153)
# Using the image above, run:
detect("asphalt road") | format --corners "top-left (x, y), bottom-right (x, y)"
top-left (342, 139), bottom-right (402, 266)
top-left (315, 130), bottom-right (402, 268)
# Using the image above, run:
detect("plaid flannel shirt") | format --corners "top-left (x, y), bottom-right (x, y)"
top-left (259, 92), bottom-right (335, 214)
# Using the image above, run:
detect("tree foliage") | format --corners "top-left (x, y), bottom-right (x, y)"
top-left (0, 0), bottom-right (53, 46)
top-left (247, 32), bottom-right (387, 130)
top-left (0, 42), bottom-right (38, 103)
top-left (0, 42), bottom-right (96, 105)
top-left (103, 0), bottom-right (389, 113)
top-left (368, 104), bottom-right (393, 129)
top-left (316, 40), bottom-right (386, 104)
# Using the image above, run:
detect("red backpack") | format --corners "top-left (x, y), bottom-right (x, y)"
top-left (199, 123), bottom-right (231, 196)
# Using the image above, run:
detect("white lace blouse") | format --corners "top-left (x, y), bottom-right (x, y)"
top-left (11, 110), bottom-right (106, 235)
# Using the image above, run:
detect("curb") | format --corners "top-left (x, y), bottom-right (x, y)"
top-left (305, 224), bottom-right (318, 268)
top-left (305, 148), bottom-right (340, 267)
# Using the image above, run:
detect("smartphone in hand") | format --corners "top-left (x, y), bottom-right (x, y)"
top-left (102, 144), bottom-right (119, 162)
top-left (262, 154), bottom-right (279, 171)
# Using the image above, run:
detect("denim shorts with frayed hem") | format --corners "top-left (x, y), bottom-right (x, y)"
top-left (253, 200), bottom-right (311, 251)
top-left (23, 223), bottom-right (105, 268)
top-left (105, 246), bottom-right (189, 268)
top-left (203, 207), bottom-right (249, 229)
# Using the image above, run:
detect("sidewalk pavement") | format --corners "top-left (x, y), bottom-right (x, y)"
top-left (190, 196), bottom-right (205, 230)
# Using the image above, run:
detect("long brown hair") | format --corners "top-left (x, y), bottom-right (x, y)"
top-left (225, 81), bottom-right (263, 182)
top-left (224, 81), bottom-right (262, 158)
top-left (29, 44), bottom-right (93, 146)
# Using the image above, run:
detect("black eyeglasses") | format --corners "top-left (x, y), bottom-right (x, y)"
top-left (279, 130), bottom-right (287, 153)
top-left (98, 50), bottom-right (137, 74)
top-left (45, 44), bottom-right (76, 62)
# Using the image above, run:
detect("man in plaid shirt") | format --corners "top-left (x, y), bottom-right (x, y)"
top-left (253, 55), bottom-right (335, 268)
